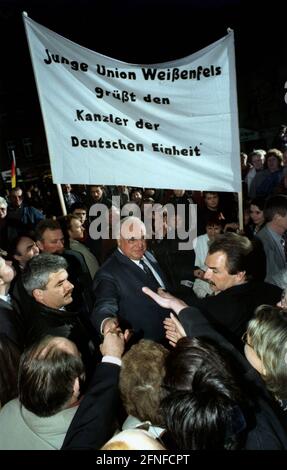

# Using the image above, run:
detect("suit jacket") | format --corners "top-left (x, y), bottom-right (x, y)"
top-left (0, 298), bottom-right (25, 350)
top-left (92, 250), bottom-right (170, 343)
top-left (62, 362), bottom-right (120, 450)
top-left (63, 249), bottom-right (94, 318)
top-left (256, 225), bottom-right (286, 285)
top-left (185, 280), bottom-right (282, 349)
top-left (178, 306), bottom-right (287, 449)
top-left (0, 398), bottom-right (77, 450)
top-left (24, 298), bottom-right (97, 380)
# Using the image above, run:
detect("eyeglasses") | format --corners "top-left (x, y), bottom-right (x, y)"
top-left (241, 331), bottom-right (252, 347)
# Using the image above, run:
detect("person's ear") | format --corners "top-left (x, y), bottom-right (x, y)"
top-left (13, 254), bottom-right (21, 263)
top-left (36, 240), bottom-right (43, 250)
top-left (236, 270), bottom-right (246, 283)
top-left (73, 377), bottom-right (80, 398)
top-left (32, 288), bottom-right (44, 303)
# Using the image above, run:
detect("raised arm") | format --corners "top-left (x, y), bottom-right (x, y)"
top-left (142, 287), bottom-right (188, 315)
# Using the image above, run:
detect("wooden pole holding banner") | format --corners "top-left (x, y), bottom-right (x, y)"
top-left (227, 26), bottom-right (244, 233)
top-left (238, 190), bottom-right (244, 232)
top-left (56, 184), bottom-right (67, 216)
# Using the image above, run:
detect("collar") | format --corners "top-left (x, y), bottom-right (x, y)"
top-left (266, 225), bottom-right (284, 243)
top-left (117, 247), bottom-right (145, 266)
top-left (277, 398), bottom-right (287, 412)
top-left (0, 293), bottom-right (12, 304)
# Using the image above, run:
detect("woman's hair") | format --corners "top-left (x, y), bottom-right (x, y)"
top-left (266, 148), bottom-right (283, 167)
top-left (247, 305), bottom-right (287, 400)
top-left (0, 334), bottom-right (20, 409)
top-left (250, 196), bottom-right (266, 212)
top-left (161, 337), bottom-right (247, 450)
top-left (119, 339), bottom-right (168, 426)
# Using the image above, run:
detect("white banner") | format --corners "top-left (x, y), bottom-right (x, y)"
top-left (23, 13), bottom-right (241, 191)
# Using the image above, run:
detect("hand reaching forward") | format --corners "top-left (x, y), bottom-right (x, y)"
top-left (163, 313), bottom-right (187, 347)
top-left (142, 287), bottom-right (188, 315)
top-left (103, 318), bottom-right (133, 344)
top-left (100, 330), bottom-right (126, 359)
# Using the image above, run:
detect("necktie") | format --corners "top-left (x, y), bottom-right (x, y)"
top-left (139, 259), bottom-right (160, 289)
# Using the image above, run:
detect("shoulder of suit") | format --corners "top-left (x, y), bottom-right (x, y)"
top-left (95, 250), bottom-right (126, 277)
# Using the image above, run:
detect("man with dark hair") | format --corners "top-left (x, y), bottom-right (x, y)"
top-left (192, 215), bottom-right (224, 298)
top-left (8, 234), bottom-right (39, 272)
top-left (7, 187), bottom-right (44, 234)
top-left (0, 336), bottom-right (82, 449)
top-left (0, 332), bottom-right (125, 450)
top-left (148, 233), bottom-right (280, 348)
top-left (70, 202), bottom-right (88, 228)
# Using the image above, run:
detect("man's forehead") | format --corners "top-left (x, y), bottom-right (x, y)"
top-left (43, 229), bottom-right (63, 240)
top-left (18, 237), bottom-right (34, 250)
top-left (121, 220), bottom-right (146, 238)
top-left (47, 269), bottom-right (67, 283)
top-left (206, 251), bottom-right (226, 265)
top-left (207, 224), bottom-right (221, 229)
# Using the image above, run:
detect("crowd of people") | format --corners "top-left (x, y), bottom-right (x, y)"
top-left (0, 142), bottom-right (287, 450)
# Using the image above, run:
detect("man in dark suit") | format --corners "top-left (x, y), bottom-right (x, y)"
top-left (0, 255), bottom-right (24, 350)
top-left (21, 253), bottom-right (97, 378)
top-left (91, 216), bottom-right (169, 344)
top-left (145, 233), bottom-right (281, 350)
top-left (62, 329), bottom-right (125, 450)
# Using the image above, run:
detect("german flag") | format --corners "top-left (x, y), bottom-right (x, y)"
top-left (11, 150), bottom-right (16, 188)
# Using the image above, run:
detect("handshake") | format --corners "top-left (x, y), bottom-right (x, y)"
top-left (101, 318), bottom-right (133, 359)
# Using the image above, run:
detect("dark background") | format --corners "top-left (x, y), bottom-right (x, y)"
top-left (0, 0), bottom-right (286, 182)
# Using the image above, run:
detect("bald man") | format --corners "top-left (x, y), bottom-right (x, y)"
top-left (91, 216), bottom-right (169, 344)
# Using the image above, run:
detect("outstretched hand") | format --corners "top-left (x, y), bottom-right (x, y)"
top-left (142, 287), bottom-right (188, 315)
top-left (100, 330), bottom-right (126, 358)
top-left (163, 313), bottom-right (187, 347)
